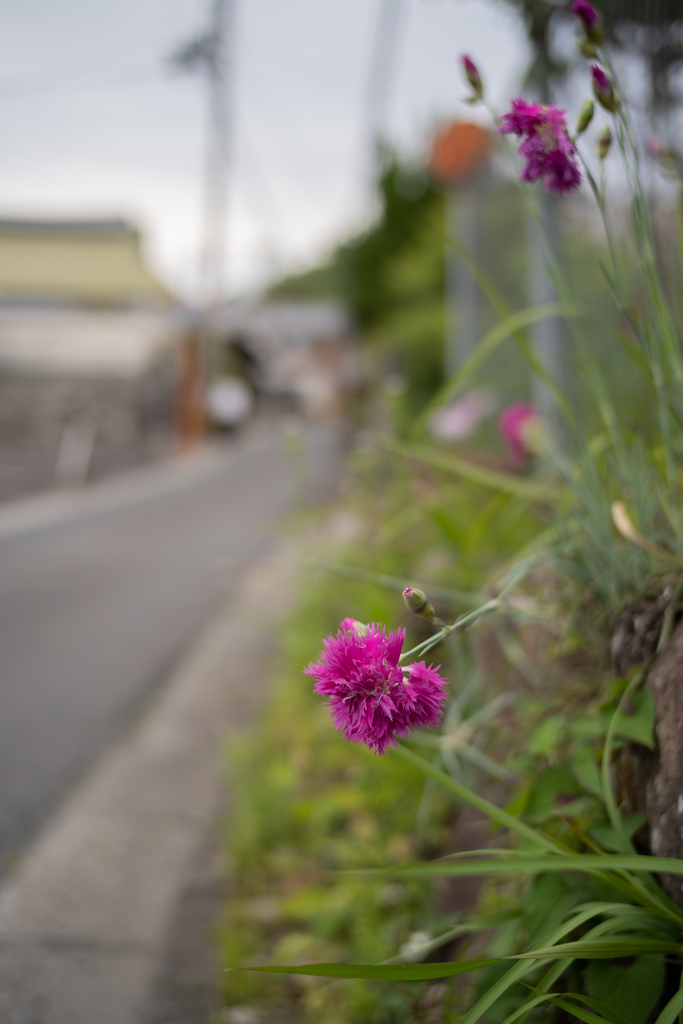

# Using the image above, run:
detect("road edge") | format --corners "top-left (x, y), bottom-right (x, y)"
top-left (0, 536), bottom-right (300, 1023)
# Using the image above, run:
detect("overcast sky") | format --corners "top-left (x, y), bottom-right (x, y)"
top-left (0, 0), bottom-right (530, 300)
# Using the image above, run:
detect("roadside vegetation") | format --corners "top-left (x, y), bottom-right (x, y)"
top-left (220, 3), bottom-right (683, 1021)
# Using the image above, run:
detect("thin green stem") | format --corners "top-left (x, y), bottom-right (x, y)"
top-left (601, 665), bottom-right (649, 852)
top-left (393, 743), bottom-right (561, 852)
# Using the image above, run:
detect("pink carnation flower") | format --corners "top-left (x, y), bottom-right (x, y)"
top-left (499, 402), bottom-right (539, 462)
top-left (498, 99), bottom-right (581, 195)
top-left (305, 622), bottom-right (448, 755)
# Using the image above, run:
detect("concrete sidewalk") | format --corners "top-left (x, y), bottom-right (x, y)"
top-left (0, 541), bottom-right (298, 1023)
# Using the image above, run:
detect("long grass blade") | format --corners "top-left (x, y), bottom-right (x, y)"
top-left (654, 985), bottom-right (683, 1024)
top-left (365, 852), bottom-right (683, 878)
top-left (548, 997), bottom-right (622, 1024)
top-left (418, 302), bottom-right (576, 426)
top-left (230, 958), bottom-right (499, 980)
top-left (388, 439), bottom-right (563, 502)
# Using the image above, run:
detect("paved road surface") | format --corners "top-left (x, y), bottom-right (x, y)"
top-left (0, 419), bottom-right (341, 870)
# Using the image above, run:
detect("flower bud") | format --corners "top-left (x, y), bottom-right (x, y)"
top-left (596, 126), bottom-right (611, 160)
top-left (403, 587), bottom-right (435, 621)
top-left (570, 1), bottom-right (603, 45)
top-left (591, 65), bottom-right (620, 113)
top-left (575, 99), bottom-right (594, 136)
top-left (340, 617), bottom-right (367, 636)
top-left (461, 55), bottom-right (483, 101)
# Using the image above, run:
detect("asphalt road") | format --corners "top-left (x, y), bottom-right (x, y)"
top-left (0, 418), bottom-right (342, 870)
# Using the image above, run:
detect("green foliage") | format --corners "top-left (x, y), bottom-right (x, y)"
top-left (219, 453), bottom-right (544, 1022)
top-left (585, 957), bottom-right (665, 1024)
top-left (219, 522), bottom-right (455, 1020)
top-left (224, 21), bottom-right (683, 1024)
top-left (339, 162), bottom-right (443, 332)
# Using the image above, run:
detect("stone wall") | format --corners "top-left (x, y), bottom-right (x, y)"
top-left (0, 358), bottom-right (174, 501)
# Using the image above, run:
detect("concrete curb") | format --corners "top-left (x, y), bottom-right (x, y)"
top-left (0, 541), bottom-right (297, 1023)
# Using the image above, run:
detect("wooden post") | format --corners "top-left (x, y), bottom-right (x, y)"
top-left (174, 327), bottom-right (205, 450)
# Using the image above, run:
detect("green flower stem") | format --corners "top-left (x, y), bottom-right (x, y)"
top-left (601, 666), bottom-right (648, 853)
top-left (399, 557), bottom-right (537, 663)
top-left (398, 598), bottom-right (499, 663)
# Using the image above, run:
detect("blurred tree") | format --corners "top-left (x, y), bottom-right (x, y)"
top-left (268, 160), bottom-right (533, 426)
top-left (269, 157), bottom-right (442, 331)
top-left (338, 160), bottom-right (442, 330)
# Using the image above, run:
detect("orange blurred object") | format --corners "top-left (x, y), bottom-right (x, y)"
top-left (429, 121), bottom-right (491, 184)
top-left (174, 327), bottom-right (205, 450)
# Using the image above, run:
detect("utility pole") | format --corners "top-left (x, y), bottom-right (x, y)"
top-left (429, 122), bottom-right (491, 379)
top-left (170, 0), bottom-right (235, 447)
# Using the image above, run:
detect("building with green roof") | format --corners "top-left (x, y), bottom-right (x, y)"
top-left (0, 218), bottom-right (175, 376)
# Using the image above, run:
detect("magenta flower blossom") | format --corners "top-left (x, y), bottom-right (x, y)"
top-left (498, 99), bottom-right (581, 195)
top-left (499, 402), bottom-right (539, 462)
top-left (570, 0), bottom-right (600, 29)
top-left (305, 622), bottom-right (448, 755)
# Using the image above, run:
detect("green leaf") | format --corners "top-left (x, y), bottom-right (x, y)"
top-left (522, 936), bottom-right (681, 959)
top-left (231, 958), bottom-right (500, 981)
top-left (529, 717), bottom-right (567, 758)
top-left (471, 961), bottom-right (529, 1024)
top-left (570, 717), bottom-right (609, 740)
top-left (591, 813), bottom-right (648, 852)
top-left (523, 765), bottom-right (581, 822)
top-left (572, 744), bottom-right (604, 797)
top-left (585, 956), bottom-right (666, 1024)
top-left (505, 789), bottom-right (530, 818)
top-left (614, 689), bottom-right (656, 749)
top-left (364, 852), bottom-right (683, 878)
top-left (461, 960), bottom-right (535, 1024)
top-left (549, 993), bottom-right (633, 1024)
top-left (549, 996), bottom-right (625, 1024)
top-left (524, 873), bottom-right (593, 945)
top-left (503, 991), bottom-right (630, 1024)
